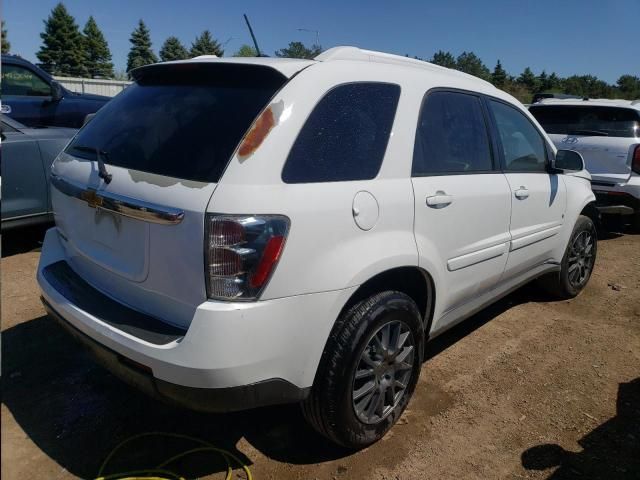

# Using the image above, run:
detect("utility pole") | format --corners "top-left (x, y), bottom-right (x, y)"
top-left (297, 28), bottom-right (320, 46)
top-left (243, 14), bottom-right (262, 57)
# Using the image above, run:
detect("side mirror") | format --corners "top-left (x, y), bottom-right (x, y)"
top-left (83, 113), bottom-right (96, 126)
top-left (552, 149), bottom-right (584, 172)
top-left (51, 81), bottom-right (64, 102)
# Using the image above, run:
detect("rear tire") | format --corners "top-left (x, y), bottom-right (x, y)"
top-left (302, 291), bottom-right (424, 448)
top-left (538, 215), bottom-right (597, 299)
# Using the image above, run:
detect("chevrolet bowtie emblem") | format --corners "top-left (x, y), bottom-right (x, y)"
top-left (82, 188), bottom-right (103, 209)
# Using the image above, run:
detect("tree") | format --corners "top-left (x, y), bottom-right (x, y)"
top-left (127, 20), bottom-right (158, 72)
top-left (430, 50), bottom-right (456, 69)
top-left (548, 72), bottom-right (562, 90)
top-left (160, 36), bottom-right (189, 61)
top-left (36, 3), bottom-right (88, 76)
top-left (491, 60), bottom-right (507, 88)
top-left (517, 67), bottom-right (539, 92)
top-left (455, 51), bottom-right (491, 81)
top-left (274, 41), bottom-right (321, 59)
top-left (83, 16), bottom-right (113, 78)
top-left (617, 75), bottom-right (640, 99)
top-left (2, 20), bottom-right (10, 54)
top-left (190, 30), bottom-right (223, 57)
top-left (234, 44), bottom-right (258, 57)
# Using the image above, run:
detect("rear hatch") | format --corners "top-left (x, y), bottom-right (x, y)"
top-left (50, 62), bottom-right (290, 328)
top-left (530, 104), bottom-right (640, 183)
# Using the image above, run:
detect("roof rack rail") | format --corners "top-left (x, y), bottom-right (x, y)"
top-left (315, 46), bottom-right (495, 87)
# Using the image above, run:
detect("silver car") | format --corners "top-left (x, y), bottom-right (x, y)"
top-left (1, 114), bottom-right (76, 230)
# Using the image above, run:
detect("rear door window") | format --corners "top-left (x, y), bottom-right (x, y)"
top-left (281, 82), bottom-right (400, 183)
top-left (529, 105), bottom-right (640, 138)
top-left (65, 64), bottom-right (286, 183)
top-left (412, 91), bottom-right (493, 175)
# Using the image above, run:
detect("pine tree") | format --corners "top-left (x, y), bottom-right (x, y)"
top-left (83, 16), bottom-right (113, 78)
top-left (1, 20), bottom-right (10, 54)
top-left (518, 67), bottom-right (539, 92)
top-left (190, 30), bottom-right (223, 57)
top-left (456, 51), bottom-right (491, 81)
top-left (234, 44), bottom-right (258, 57)
top-left (36, 3), bottom-right (88, 76)
top-left (274, 41), bottom-right (321, 59)
top-left (492, 60), bottom-right (507, 88)
top-left (430, 50), bottom-right (457, 69)
top-left (160, 36), bottom-right (189, 61)
top-left (127, 20), bottom-right (158, 72)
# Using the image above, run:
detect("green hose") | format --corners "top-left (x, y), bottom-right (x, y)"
top-left (95, 432), bottom-right (253, 480)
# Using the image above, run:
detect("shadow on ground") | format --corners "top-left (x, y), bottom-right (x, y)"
top-left (1, 282), bottom-right (553, 478)
top-left (1, 224), bottom-right (52, 258)
top-left (1, 315), bottom-right (354, 478)
top-left (521, 377), bottom-right (640, 479)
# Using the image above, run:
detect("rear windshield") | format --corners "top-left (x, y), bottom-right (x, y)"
top-left (66, 64), bottom-right (286, 182)
top-left (529, 105), bottom-right (640, 138)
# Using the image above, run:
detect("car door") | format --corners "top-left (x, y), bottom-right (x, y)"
top-left (487, 99), bottom-right (566, 278)
top-left (0, 122), bottom-right (50, 223)
top-left (1, 63), bottom-right (53, 126)
top-left (412, 90), bottom-right (512, 330)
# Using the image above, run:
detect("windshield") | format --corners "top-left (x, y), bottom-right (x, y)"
top-left (529, 105), bottom-right (640, 138)
top-left (66, 63), bottom-right (286, 183)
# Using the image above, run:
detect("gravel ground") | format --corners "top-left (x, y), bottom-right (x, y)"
top-left (1, 226), bottom-right (639, 480)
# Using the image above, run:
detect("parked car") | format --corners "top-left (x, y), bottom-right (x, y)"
top-left (37, 47), bottom-right (598, 448)
top-left (1, 114), bottom-right (76, 230)
top-left (531, 92), bottom-right (582, 104)
top-left (530, 98), bottom-right (640, 229)
top-left (1, 54), bottom-right (110, 128)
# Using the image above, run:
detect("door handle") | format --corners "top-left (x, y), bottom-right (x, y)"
top-left (0, 104), bottom-right (11, 114)
top-left (426, 191), bottom-right (453, 208)
top-left (514, 187), bottom-right (529, 200)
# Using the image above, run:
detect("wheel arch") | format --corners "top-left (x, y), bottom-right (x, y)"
top-left (338, 266), bottom-right (436, 334)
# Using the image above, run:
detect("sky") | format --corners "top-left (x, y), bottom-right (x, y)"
top-left (3, 0), bottom-right (639, 83)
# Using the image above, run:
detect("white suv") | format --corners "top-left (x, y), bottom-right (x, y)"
top-left (530, 98), bottom-right (640, 229)
top-left (38, 47), bottom-right (598, 448)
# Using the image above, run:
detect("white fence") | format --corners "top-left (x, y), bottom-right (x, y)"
top-left (53, 76), bottom-right (132, 97)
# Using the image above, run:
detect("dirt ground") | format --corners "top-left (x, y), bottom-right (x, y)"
top-left (1, 225), bottom-right (639, 480)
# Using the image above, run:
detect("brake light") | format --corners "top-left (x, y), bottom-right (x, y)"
top-left (633, 145), bottom-right (640, 175)
top-left (205, 215), bottom-right (289, 301)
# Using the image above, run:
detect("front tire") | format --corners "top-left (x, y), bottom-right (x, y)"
top-left (540, 215), bottom-right (597, 299)
top-left (302, 291), bottom-right (424, 448)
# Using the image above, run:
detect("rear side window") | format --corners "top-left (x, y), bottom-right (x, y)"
top-left (65, 64), bottom-right (286, 183)
top-left (412, 91), bottom-right (493, 175)
top-left (490, 100), bottom-right (547, 172)
top-left (529, 105), bottom-right (640, 138)
top-left (282, 82), bottom-right (400, 183)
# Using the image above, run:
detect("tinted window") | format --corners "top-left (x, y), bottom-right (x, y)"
top-left (529, 105), bottom-right (640, 138)
top-left (66, 64), bottom-right (286, 183)
top-left (282, 83), bottom-right (400, 183)
top-left (1, 65), bottom-right (50, 96)
top-left (412, 91), bottom-right (493, 175)
top-left (490, 100), bottom-right (547, 172)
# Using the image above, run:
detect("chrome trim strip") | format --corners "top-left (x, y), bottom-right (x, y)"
top-left (51, 174), bottom-right (185, 225)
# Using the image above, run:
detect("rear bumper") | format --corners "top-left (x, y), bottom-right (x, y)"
top-left (43, 298), bottom-right (308, 412)
top-left (592, 177), bottom-right (640, 216)
top-left (37, 227), bottom-right (356, 411)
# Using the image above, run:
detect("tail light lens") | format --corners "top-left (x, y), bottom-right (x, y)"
top-left (205, 214), bottom-right (289, 301)
top-left (632, 145), bottom-right (640, 175)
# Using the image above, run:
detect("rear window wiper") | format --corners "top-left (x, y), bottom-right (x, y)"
top-left (69, 144), bottom-right (113, 184)
top-left (567, 129), bottom-right (609, 137)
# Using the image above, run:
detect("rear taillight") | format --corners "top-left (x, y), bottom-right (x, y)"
top-left (205, 215), bottom-right (289, 301)
top-left (632, 145), bottom-right (640, 174)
